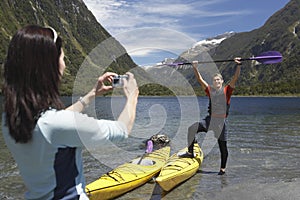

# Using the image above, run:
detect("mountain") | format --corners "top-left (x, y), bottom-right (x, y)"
top-left (0, 0), bottom-right (137, 95)
top-left (1, 0), bottom-right (299, 96)
top-left (143, 32), bottom-right (236, 95)
top-left (194, 31), bottom-right (236, 50)
top-left (208, 0), bottom-right (300, 95)
top-left (178, 32), bottom-right (236, 63)
top-left (149, 0), bottom-right (300, 95)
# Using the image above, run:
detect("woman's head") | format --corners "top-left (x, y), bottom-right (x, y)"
top-left (3, 25), bottom-right (65, 143)
top-left (4, 25), bottom-right (63, 91)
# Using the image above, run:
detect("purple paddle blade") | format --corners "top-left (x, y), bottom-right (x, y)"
top-left (146, 140), bottom-right (153, 153)
top-left (249, 51), bottom-right (283, 64)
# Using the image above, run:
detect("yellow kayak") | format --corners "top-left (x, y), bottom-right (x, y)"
top-left (85, 146), bottom-right (170, 200)
top-left (155, 143), bottom-right (203, 191)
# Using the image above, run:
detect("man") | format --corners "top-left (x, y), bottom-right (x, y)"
top-left (180, 58), bottom-right (241, 175)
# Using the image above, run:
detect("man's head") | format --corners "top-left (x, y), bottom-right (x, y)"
top-left (212, 73), bottom-right (224, 90)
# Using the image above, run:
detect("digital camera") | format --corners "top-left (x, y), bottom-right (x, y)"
top-left (112, 75), bottom-right (129, 88)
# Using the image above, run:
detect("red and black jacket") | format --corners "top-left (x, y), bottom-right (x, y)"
top-left (205, 85), bottom-right (234, 118)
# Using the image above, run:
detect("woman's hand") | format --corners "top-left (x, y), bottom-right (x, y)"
top-left (93, 72), bottom-right (117, 96)
top-left (66, 72), bottom-right (117, 112)
top-left (122, 72), bottom-right (139, 99)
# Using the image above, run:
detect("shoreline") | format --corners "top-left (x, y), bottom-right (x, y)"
top-left (232, 94), bottom-right (300, 97)
top-left (59, 95), bottom-right (300, 99)
top-left (89, 95), bottom-right (300, 98)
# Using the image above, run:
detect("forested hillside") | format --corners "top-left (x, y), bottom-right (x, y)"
top-left (0, 0), bottom-right (137, 95)
top-left (209, 0), bottom-right (300, 95)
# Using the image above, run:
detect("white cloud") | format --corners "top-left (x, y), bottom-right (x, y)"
top-left (83, 0), bottom-right (248, 36)
top-left (82, 0), bottom-right (252, 64)
top-left (114, 27), bottom-right (197, 57)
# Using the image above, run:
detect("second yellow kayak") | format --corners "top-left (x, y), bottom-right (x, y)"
top-left (155, 143), bottom-right (203, 191)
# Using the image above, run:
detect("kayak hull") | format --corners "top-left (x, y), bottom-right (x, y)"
top-left (85, 146), bottom-right (170, 200)
top-left (155, 144), bottom-right (203, 191)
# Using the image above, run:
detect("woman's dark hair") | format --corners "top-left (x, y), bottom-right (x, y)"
top-left (3, 25), bottom-right (65, 143)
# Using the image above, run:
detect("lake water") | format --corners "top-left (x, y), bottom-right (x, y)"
top-left (1, 96), bottom-right (300, 200)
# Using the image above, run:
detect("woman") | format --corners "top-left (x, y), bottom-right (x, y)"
top-left (2, 25), bottom-right (139, 199)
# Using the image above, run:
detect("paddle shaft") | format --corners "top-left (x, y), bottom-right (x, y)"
top-left (180, 57), bottom-right (278, 65)
top-left (137, 140), bottom-right (153, 165)
top-left (176, 51), bottom-right (282, 65)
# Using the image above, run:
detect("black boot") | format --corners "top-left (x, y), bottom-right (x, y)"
top-left (178, 142), bottom-right (195, 158)
top-left (178, 151), bottom-right (194, 158)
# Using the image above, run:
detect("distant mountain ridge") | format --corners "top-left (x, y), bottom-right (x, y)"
top-left (208, 0), bottom-right (300, 95)
top-left (148, 0), bottom-right (299, 95)
top-left (0, 0), bottom-right (299, 96)
top-left (193, 32), bottom-right (236, 49)
top-left (179, 32), bottom-right (236, 63)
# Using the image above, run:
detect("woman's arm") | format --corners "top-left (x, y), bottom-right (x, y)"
top-left (66, 72), bottom-right (139, 135)
top-left (66, 72), bottom-right (117, 112)
top-left (117, 72), bottom-right (139, 134)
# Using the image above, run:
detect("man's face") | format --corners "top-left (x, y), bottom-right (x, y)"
top-left (212, 76), bottom-right (224, 90)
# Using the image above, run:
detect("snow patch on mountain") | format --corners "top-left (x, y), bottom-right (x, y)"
top-left (178, 31), bottom-right (236, 62)
top-left (192, 31), bottom-right (235, 50)
top-left (143, 32), bottom-right (236, 69)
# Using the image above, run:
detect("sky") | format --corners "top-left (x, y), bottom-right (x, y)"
top-left (82, 0), bottom-right (290, 66)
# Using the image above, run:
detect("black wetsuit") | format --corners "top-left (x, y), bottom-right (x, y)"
top-left (187, 85), bottom-right (234, 169)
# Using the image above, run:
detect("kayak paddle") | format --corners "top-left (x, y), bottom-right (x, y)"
top-left (137, 140), bottom-right (153, 165)
top-left (168, 51), bottom-right (282, 66)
